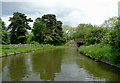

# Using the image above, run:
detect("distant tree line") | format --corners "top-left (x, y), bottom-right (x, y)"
top-left (60, 16), bottom-right (120, 61)
top-left (61, 16), bottom-right (120, 53)
top-left (72, 16), bottom-right (120, 62)
top-left (1, 12), bottom-right (120, 53)
top-left (0, 12), bottom-right (65, 45)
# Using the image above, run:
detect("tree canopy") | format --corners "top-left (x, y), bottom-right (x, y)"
top-left (32, 14), bottom-right (65, 45)
top-left (0, 18), bottom-right (9, 44)
top-left (101, 16), bottom-right (118, 29)
top-left (73, 23), bottom-right (93, 39)
top-left (32, 18), bottom-right (46, 43)
top-left (62, 25), bottom-right (75, 40)
top-left (8, 12), bottom-right (33, 44)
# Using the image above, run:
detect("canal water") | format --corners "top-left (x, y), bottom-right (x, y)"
top-left (1, 47), bottom-right (120, 81)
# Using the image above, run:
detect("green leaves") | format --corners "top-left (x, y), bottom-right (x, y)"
top-left (0, 18), bottom-right (10, 44)
top-left (32, 14), bottom-right (65, 45)
top-left (73, 23), bottom-right (94, 39)
top-left (8, 12), bottom-right (33, 44)
top-left (62, 25), bottom-right (75, 40)
top-left (32, 18), bottom-right (45, 43)
top-left (101, 16), bottom-right (118, 29)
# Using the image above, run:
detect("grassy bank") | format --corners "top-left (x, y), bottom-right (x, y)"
top-left (1, 44), bottom-right (55, 56)
top-left (0, 44), bottom-right (76, 57)
top-left (79, 44), bottom-right (119, 63)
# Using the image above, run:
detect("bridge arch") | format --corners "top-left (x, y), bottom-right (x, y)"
top-left (74, 38), bottom-right (85, 47)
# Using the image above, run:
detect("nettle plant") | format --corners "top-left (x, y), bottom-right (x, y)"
top-left (101, 30), bottom-right (112, 45)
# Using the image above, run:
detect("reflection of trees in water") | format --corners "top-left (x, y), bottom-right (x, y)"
top-left (1, 57), bottom-right (7, 73)
top-left (31, 49), bottom-right (62, 81)
top-left (6, 54), bottom-right (28, 81)
top-left (0, 58), bottom-right (2, 73)
top-left (76, 54), bottom-right (120, 81)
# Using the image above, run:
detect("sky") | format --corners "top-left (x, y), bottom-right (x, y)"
top-left (1, 0), bottom-right (120, 27)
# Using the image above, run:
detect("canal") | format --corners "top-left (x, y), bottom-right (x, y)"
top-left (1, 47), bottom-right (120, 81)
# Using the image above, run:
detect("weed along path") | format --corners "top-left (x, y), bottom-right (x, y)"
top-left (1, 47), bottom-right (120, 81)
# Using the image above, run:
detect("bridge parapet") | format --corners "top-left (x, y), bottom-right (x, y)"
top-left (74, 38), bottom-right (84, 42)
top-left (74, 38), bottom-right (85, 47)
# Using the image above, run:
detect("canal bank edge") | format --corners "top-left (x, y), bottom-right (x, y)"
top-left (0, 46), bottom-right (55, 58)
top-left (0, 49), bottom-right (43, 58)
top-left (0, 45), bottom-right (76, 58)
top-left (79, 51), bottom-right (120, 69)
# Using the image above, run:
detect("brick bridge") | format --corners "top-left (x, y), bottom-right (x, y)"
top-left (65, 38), bottom-right (85, 47)
top-left (74, 38), bottom-right (85, 47)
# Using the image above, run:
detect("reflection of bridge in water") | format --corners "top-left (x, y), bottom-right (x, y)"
top-left (66, 38), bottom-right (85, 47)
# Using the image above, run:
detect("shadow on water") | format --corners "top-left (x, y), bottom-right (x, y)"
top-left (1, 47), bottom-right (120, 81)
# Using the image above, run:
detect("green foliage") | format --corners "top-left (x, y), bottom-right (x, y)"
top-left (85, 26), bottom-right (106, 45)
top-left (32, 18), bottom-right (46, 43)
top-left (30, 41), bottom-right (40, 44)
top-left (101, 17), bottom-right (120, 58)
top-left (26, 33), bottom-right (35, 44)
top-left (2, 44), bottom-right (55, 55)
top-left (101, 16), bottom-right (120, 51)
top-left (101, 17), bottom-right (120, 57)
top-left (32, 14), bottom-right (65, 45)
top-left (78, 16), bottom-right (120, 63)
top-left (73, 23), bottom-right (93, 39)
top-left (62, 25), bottom-right (75, 40)
top-left (101, 16), bottom-right (118, 28)
top-left (109, 27), bottom-right (120, 50)
top-left (79, 44), bottom-right (118, 63)
top-left (73, 23), bottom-right (106, 45)
top-left (0, 18), bottom-right (10, 44)
top-left (8, 12), bottom-right (33, 44)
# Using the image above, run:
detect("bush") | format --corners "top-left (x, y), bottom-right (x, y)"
top-left (79, 44), bottom-right (119, 63)
top-left (101, 26), bottom-right (120, 59)
top-left (30, 41), bottom-right (39, 44)
top-left (85, 27), bottom-right (106, 45)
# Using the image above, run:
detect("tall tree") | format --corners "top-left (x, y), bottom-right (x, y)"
top-left (42, 14), bottom-right (65, 45)
top-left (62, 25), bottom-right (75, 40)
top-left (0, 18), bottom-right (9, 44)
top-left (101, 16), bottom-right (118, 29)
top-left (32, 18), bottom-right (46, 43)
top-left (8, 12), bottom-right (33, 44)
top-left (73, 23), bottom-right (93, 39)
top-left (33, 14), bottom-right (65, 45)
top-left (56, 21), bottom-right (63, 37)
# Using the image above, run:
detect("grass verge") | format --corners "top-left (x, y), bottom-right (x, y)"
top-left (79, 44), bottom-right (119, 63)
top-left (1, 44), bottom-right (55, 56)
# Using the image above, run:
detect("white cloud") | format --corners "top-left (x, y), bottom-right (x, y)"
top-left (1, 0), bottom-right (120, 27)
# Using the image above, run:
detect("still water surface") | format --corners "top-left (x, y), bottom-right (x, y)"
top-left (1, 47), bottom-right (120, 81)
